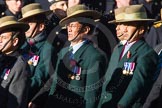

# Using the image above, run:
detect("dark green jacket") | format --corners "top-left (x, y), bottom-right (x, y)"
top-left (21, 35), bottom-right (56, 101)
top-left (48, 41), bottom-right (107, 108)
top-left (98, 39), bottom-right (158, 108)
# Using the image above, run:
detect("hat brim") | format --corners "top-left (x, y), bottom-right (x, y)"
top-left (154, 20), bottom-right (162, 24)
top-left (109, 19), bottom-right (155, 23)
top-left (0, 23), bottom-right (29, 33)
top-left (19, 10), bottom-right (52, 21)
top-left (59, 10), bottom-right (101, 26)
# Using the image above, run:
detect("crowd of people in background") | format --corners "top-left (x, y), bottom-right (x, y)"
top-left (0, 0), bottom-right (162, 108)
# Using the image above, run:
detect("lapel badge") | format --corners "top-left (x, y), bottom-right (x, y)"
top-left (127, 51), bottom-right (131, 59)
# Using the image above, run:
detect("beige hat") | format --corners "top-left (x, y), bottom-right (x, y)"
top-left (19, 3), bottom-right (52, 21)
top-left (109, 4), bottom-right (155, 23)
top-left (0, 16), bottom-right (29, 33)
top-left (109, 6), bottom-right (127, 23)
top-left (59, 4), bottom-right (101, 26)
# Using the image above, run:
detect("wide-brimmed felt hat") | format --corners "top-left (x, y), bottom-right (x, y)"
top-left (59, 4), bottom-right (101, 26)
top-left (109, 4), bottom-right (155, 23)
top-left (109, 6), bottom-right (127, 23)
top-left (19, 3), bottom-right (52, 21)
top-left (48, 0), bottom-right (67, 4)
top-left (0, 16), bottom-right (29, 33)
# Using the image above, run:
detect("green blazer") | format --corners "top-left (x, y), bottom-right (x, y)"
top-left (21, 38), bottom-right (55, 101)
top-left (98, 39), bottom-right (158, 108)
top-left (48, 41), bottom-right (108, 108)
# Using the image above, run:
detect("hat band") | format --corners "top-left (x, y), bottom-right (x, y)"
top-left (0, 21), bottom-right (17, 27)
top-left (115, 13), bottom-right (125, 20)
top-left (124, 12), bottom-right (147, 20)
top-left (22, 9), bottom-right (44, 18)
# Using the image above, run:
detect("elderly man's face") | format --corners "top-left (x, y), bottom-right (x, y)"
top-left (5, 0), bottom-right (23, 14)
top-left (67, 21), bottom-right (87, 45)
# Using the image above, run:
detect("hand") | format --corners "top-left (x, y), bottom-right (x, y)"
top-left (28, 102), bottom-right (37, 108)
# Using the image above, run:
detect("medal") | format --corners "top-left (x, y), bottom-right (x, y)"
top-left (123, 70), bottom-right (127, 74)
top-left (28, 60), bottom-right (33, 65)
top-left (33, 55), bottom-right (39, 66)
top-left (129, 62), bottom-right (135, 75)
top-left (123, 62), bottom-right (129, 75)
top-left (3, 69), bottom-right (10, 80)
top-left (75, 75), bottom-right (80, 80)
top-left (71, 75), bottom-right (75, 80)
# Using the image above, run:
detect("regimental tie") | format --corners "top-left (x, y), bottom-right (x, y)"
top-left (68, 46), bottom-right (81, 80)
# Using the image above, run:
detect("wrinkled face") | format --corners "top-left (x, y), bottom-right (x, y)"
top-left (50, 1), bottom-right (67, 19)
top-left (5, 0), bottom-right (23, 14)
top-left (0, 32), bottom-right (18, 54)
top-left (115, 0), bottom-right (131, 8)
top-left (116, 22), bottom-right (144, 42)
top-left (67, 21), bottom-right (86, 45)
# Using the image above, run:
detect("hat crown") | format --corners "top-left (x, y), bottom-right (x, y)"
top-left (22, 3), bottom-right (43, 15)
top-left (114, 6), bottom-right (127, 20)
top-left (109, 4), bottom-right (155, 23)
top-left (59, 4), bottom-right (101, 26)
top-left (0, 16), bottom-right (17, 27)
top-left (67, 5), bottom-right (88, 16)
top-left (0, 16), bottom-right (29, 32)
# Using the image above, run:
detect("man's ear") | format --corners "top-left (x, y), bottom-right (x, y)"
top-left (13, 38), bottom-right (19, 46)
top-left (83, 26), bottom-right (90, 34)
top-left (38, 23), bottom-right (45, 31)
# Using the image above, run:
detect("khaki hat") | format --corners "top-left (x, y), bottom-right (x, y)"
top-left (109, 4), bottom-right (155, 23)
top-left (0, 16), bottom-right (29, 33)
top-left (19, 3), bottom-right (52, 21)
top-left (48, 0), bottom-right (67, 4)
top-left (59, 4), bottom-right (101, 26)
top-left (109, 6), bottom-right (127, 23)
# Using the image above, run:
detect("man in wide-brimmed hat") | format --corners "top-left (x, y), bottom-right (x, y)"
top-left (98, 4), bottom-right (158, 108)
top-left (0, 16), bottom-right (30, 108)
top-left (29, 4), bottom-right (108, 108)
top-left (19, 3), bottom-right (57, 104)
